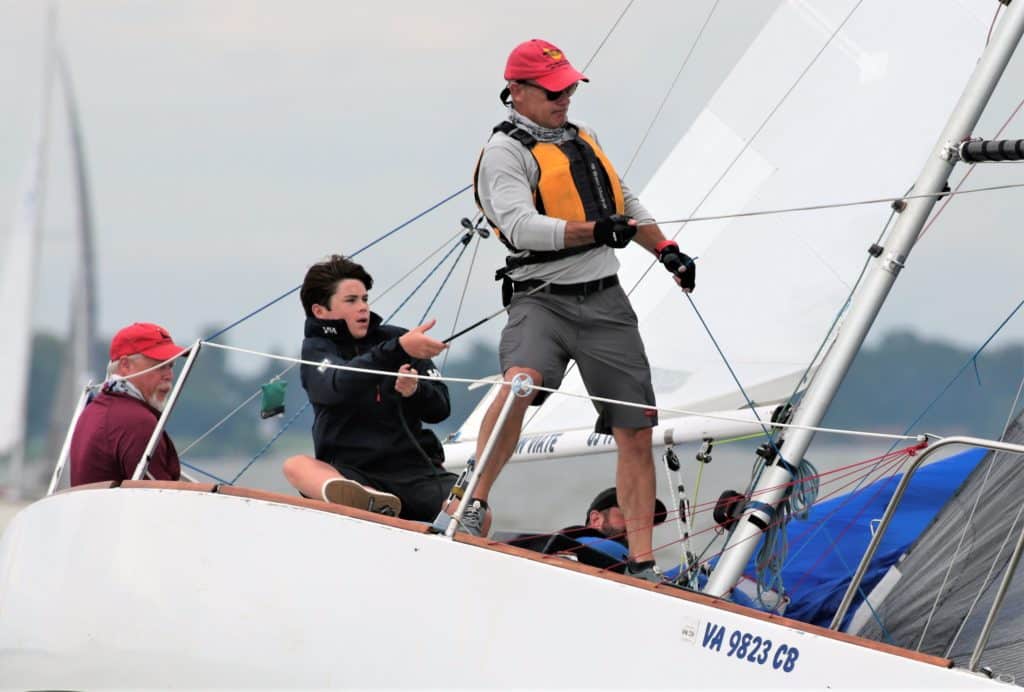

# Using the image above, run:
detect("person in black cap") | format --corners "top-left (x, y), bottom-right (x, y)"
top-left (505, 487), bottom-right (668, 572)
top-left (572, 487), bottom-right (668, 560)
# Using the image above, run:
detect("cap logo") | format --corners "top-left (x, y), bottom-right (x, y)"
top-left (542, 47), bottom-right (564, 62)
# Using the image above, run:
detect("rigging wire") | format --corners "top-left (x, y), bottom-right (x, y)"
top-left (231, 402), bottom-right (310, 485)
top-left (418, 235), bottom-right (473, 325)
top-left (203, 184), bottom-right (470, 344)
top-left (373, 227), bottom-right (467, 304)
top-left (177, 376), bottom-right (281, 458)
top-left (987, 2), bottom-right (1005, 47)
top-left (579, 0), bottom-right (635, 72)
top-left (180, 459), bottom-right (230, 485)
top-left (621, 0), bottom-right (721, 177)
top-left (644, 181), bottom-right (1024, 228)
top-left (442, 230), bottom-right (482, 373)
top-left (384, 235), bottom-right (466, 324)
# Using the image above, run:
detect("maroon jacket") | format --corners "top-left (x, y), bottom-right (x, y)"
top-left (69, 391), bottom-right (181, 485)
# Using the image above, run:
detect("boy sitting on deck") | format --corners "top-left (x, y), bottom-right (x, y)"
top-left (283, 255), bottom-right (458, 522)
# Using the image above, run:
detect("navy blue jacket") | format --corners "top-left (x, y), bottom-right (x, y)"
top-left (300, 313), bottom-right (450, 478)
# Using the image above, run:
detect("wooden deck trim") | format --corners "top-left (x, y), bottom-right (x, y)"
top-left (454, 533), bottom-right (952, 668)
top-left (53, 480), bottom-right (952, 668)
top-left (215, 485), bottom-right (431, 533)
top-left (121, 480), bottom-right (218, 493)
top-left (56, 480), bottom-right (119, 494)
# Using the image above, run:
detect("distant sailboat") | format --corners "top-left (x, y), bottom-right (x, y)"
top-left (43, 42), bottom-right (100, 469)
top-left (0, 15), bottom-right (54, 500)
top-left (0, 13), bottom-right (98, 500)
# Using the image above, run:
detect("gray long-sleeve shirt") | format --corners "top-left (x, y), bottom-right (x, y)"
top-left (476, 115), bottom-right (653, 283)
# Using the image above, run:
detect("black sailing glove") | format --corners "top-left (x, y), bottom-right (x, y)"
top-left (593, 214), bottom-right (637, 249)
top-left (656, 240), bottom-right (696, 290)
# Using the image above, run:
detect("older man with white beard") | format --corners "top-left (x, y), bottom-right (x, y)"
top-left (70, 322), bottom-right (186, 485)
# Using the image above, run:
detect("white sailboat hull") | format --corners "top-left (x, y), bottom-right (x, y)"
top-left (0, 485), bottom-right (1001, 689)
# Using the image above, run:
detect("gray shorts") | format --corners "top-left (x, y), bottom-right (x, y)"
top-left (499, 282), bottom-right (657, 434)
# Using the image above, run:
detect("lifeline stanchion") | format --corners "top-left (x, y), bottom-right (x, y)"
top-left (443, 372), bottom-right (534, 538)
top-left (46, 383), bottom-right (92, 495)
top-left (829, 436), bottom-right (1024, 631)
top-left (131, 342), bottom-right (202, 481)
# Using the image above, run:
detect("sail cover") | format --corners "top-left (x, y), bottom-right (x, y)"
top-left (738, 447), bottom-right (985, 627)
top-left (855, 412), bottom-right (1024, 681)
top-left (454, 0), bottom-right (989, 442)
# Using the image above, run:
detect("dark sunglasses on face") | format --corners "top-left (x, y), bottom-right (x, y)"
top-left (517, 80), bottom-right (579, 101)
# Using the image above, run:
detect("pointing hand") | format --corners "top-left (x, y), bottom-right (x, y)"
top-left (398, 319), bottom-right (447, 359)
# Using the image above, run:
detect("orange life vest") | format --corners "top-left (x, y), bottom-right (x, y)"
top-left (473, 121), bottom-right (625, 267)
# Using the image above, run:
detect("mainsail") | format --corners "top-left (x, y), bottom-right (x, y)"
top-left (451, 0), bottom-right (989, 445)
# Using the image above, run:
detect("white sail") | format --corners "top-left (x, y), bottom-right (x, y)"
top-left (44, 43), bottom-right (99, 465)
top-left (0, 20), bottom-right (54, 494)
top-left (485, 0), bottom-right (988, 440)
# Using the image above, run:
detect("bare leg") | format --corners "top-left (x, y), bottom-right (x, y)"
top-left (469, 367), bottom-right (541, 502)
top-left (283, 454), bottom-right (401, 514)
top-left (283, 455), bottom-right (343, 499)
top-left (612, 426), bottom-right (655, 562)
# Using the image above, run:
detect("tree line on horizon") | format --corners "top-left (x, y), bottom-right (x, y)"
top-left (23, 328), bottom-right (1024, 462)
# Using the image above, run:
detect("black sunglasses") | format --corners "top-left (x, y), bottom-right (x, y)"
top-left (516, 80), bottom-right (579, 101)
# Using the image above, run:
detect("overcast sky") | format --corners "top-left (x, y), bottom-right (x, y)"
top-left (3, 0), bottom-right (1024, 377)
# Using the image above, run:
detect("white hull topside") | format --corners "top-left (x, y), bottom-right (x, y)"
top-left (0, 483), bottom-right (1002, 689)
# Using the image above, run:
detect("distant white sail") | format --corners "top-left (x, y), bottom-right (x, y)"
top-left (0, 23), bottom-right (54, 490)
top-left (44, 43), bottom-right (99, 463)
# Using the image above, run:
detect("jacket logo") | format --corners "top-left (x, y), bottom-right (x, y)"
top-left (322, 326), bottom-right (337, 335)
top-left (317, 358), bottom-right (332, 374)
top-left (426, 368), bottom-right (441, 379)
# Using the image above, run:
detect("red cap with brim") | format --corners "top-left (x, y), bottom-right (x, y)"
top-left (504, 39), bottom-right (588, 92)
top-left (110, 322), bottom-right (186, 362)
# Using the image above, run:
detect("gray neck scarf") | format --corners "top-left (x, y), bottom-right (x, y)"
top-left (105, 377), bottom-right (147, 404)
top-left (508, 109), bottom-right (567, 143)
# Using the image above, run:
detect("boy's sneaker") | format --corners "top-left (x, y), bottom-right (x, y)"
top-left (458, 498), bottom-right (488, 537)
top-left (626, 559), bottom-right (664, 584)
top-left (322, 478), bottom-right (402, 517)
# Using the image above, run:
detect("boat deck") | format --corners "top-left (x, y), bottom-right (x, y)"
top-left (57, 479), bottom-right (952, 670)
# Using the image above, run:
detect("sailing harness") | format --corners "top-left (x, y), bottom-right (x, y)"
top-left (472, 120), bottom-right (625, 304)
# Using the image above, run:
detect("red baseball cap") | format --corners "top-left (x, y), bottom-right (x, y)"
top-left (109, 322), bottom-right (185, 362)
top-left (504, 39), bottom-right (588, 92)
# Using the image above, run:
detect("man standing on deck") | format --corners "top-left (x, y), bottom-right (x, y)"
top-left (70, 323), bottom-right (186, 485)
top-left (465, 39), bottom-right (695, 582)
